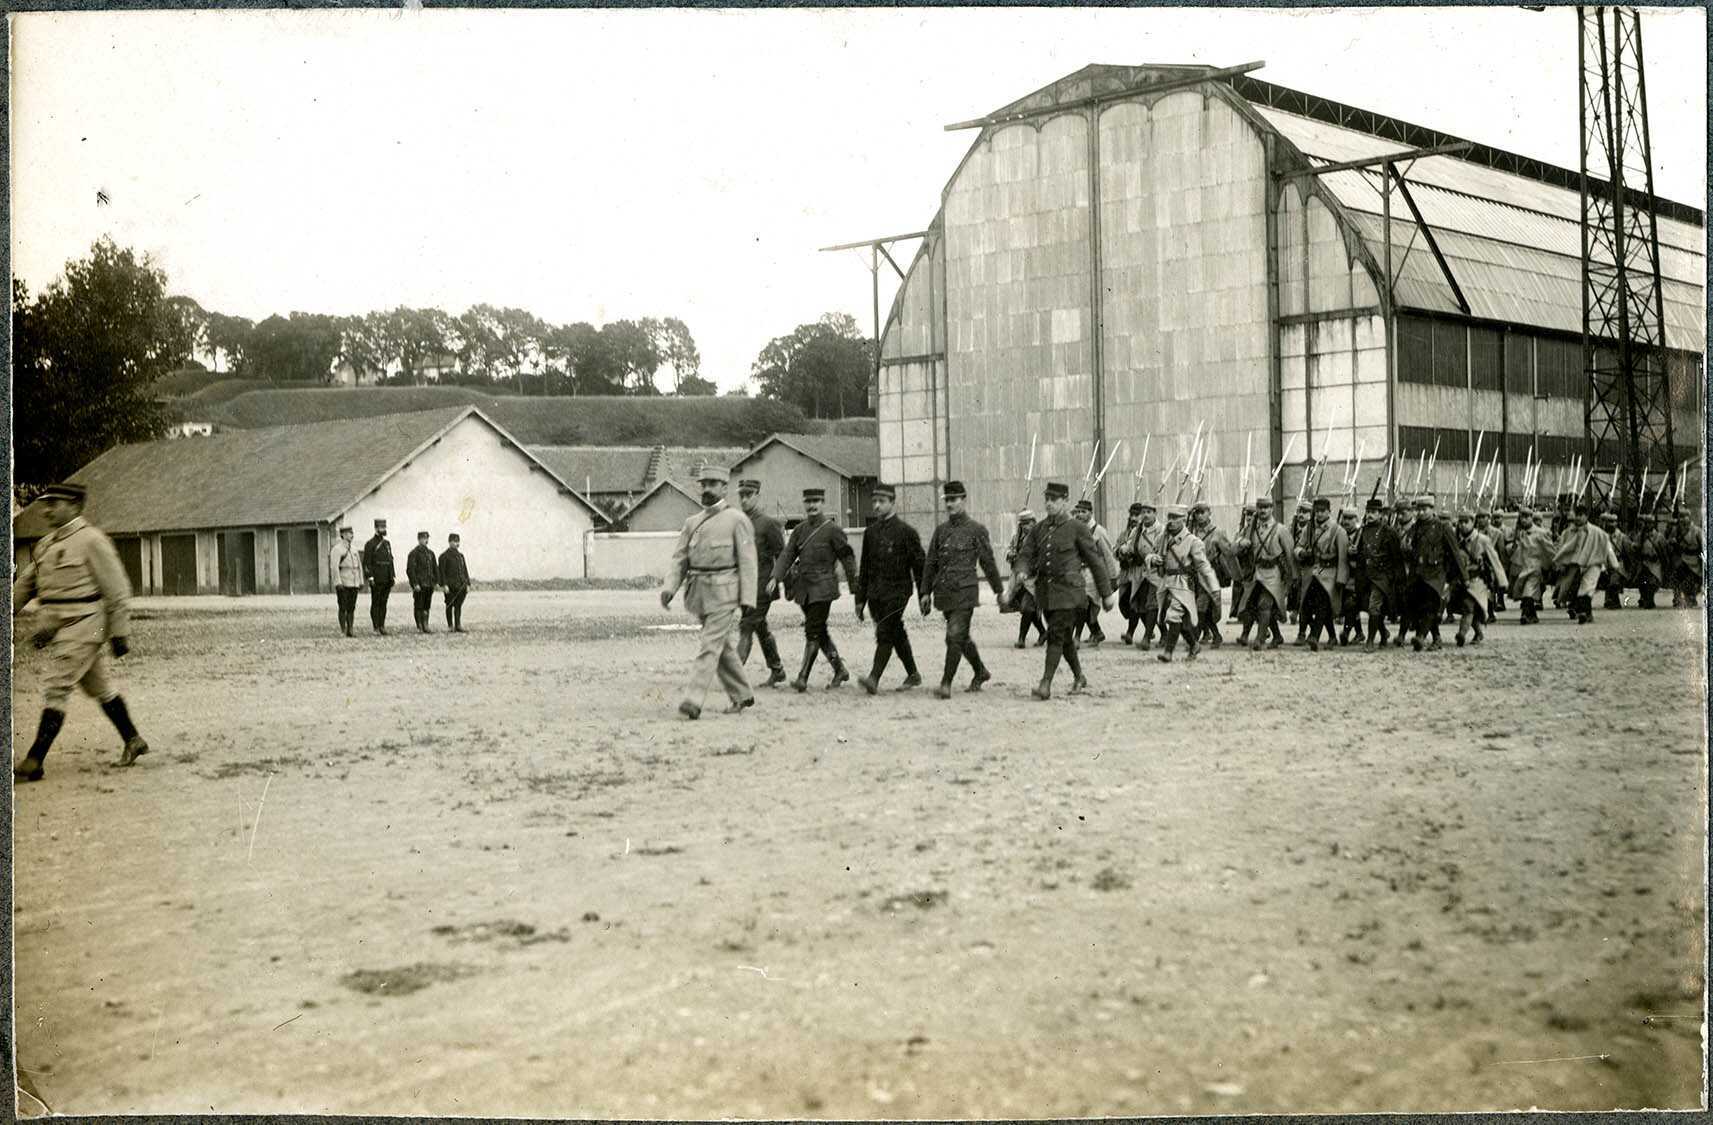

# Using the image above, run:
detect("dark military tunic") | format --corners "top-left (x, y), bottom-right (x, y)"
top-left (1014, 512), bottom-right (1114, 611)
top-left (922, 512), bottom-right (1003, 611)
top-left (406, 544), bottom-right (439, 588)
top-left (362, 534), bottom-right (395, 584)
top-left (773, 514), bottom-right (857, 606)
top-left (853, 514), bottom-right (925, 610)
top-left (1356, 520), bottom-right (1405, 607)
top-left (748, 510), bottom-right (786, 601)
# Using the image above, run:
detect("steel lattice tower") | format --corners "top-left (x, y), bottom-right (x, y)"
top-left (1579, 6), bottom-right (1674, 516)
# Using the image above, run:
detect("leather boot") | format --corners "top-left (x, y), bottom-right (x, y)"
top-left (759, 632), bottom-right (786, 685)
top-left (858, 644), bottom-right (891, 695)
top-left (1156, 622), bottom-right (1179, 663)
top-left (792, 643), bottom-right (818, 693)
top-left (15, 709), bottom-right (63, 782)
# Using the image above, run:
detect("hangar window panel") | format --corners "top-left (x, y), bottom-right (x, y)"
top-left (1397, 316), bottom-right (1435, 386)
top-left (1504, 333), bottom-right (1535, 395)
top-left (1397, 425), bottom-right (1436, 460)
top-left (1504, 432), bottom-right (1535, 464)
top-left (1469, 327), bottom-right (1502, 392)
top-left (1434, 428), bottom-right (1471, 462)
top-left (1536, 337), bottom-right (1582, 399)
top-left (1431, 320), bottom-right (1468, 389)
top-left (1667, 351), bottom-right (1703, 411)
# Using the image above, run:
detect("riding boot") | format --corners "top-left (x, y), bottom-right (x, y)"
top-left (792, 643), bottom-right (818, 692)
top-left (962, 640), bottom-right (990, 691)
top-left (759, 631), bottom-right (786, 684)
top-left (824, 638), bottom-right (849, 686)
top-left (859, 643), bottom-right (893, 695)
top-left (1184, 625), bottom-right (1201, 663)
top-left (938, 643), bottom-right (962, 697)
top-left (1156, 622), bottom-right (1179, 663)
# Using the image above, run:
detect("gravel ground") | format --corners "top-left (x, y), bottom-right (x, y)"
top-left (10, 589), bottom-right (1706, 1116)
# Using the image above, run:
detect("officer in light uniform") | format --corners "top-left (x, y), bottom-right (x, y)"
top-left (13, 482), bottom-right (149, 781)
top-left (329, 525), bottom-right (364, 637)
top-left (660, 465), bottom-right (759, 719)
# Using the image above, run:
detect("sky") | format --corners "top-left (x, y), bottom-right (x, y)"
top-left (11, 6), bottom-right (1707, 393)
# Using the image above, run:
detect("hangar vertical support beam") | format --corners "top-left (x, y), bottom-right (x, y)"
top-left (1579, 5), bottom-right (1674, 517)
top-left (1085, 104), bottom-right (1109, 526)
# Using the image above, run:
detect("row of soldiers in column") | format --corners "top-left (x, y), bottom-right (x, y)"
top-left (1001, 492), bottom-right (1706, 662)
top-left (662, 468), bottom-right (1706, 715)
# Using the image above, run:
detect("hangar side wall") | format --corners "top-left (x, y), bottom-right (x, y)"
top-left (1097, 91), bottom-right (1273, 535)
top-left (942, 114), bottom-right (1095, 546)
top-left (877, 233), bottom-right (949, 533)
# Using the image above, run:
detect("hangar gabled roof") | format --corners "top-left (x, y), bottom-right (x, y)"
top-left (917, 63), bottom-right (1705, 351)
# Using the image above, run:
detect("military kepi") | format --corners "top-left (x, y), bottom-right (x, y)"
top-left (943, 480), bottom-right (967, 499)
top-left (873, 483), bottom-right (896, 500)
top-left (39, 481), bottom-right (86, 503)
top-left (695, 464), bottom-right (730, 483)
top-left (738, 479), bottom-right (762, 492)
top-left (802, 487), bottom-right (825, 502)
top-left (1044, 481), bottom-right (1070, 500)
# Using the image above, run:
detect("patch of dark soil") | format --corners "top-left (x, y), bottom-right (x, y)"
top-left (339, 962), bottom-right (477, 997)
top-left (431, 919), bottom-right (571, 948)
top-left (881, 889), bottom-right (948, 913)
top-left (207, 756), bottom-right (306, 779)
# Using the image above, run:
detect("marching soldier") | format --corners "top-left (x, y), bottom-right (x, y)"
top-left (922, 481), bottom-right (1005, 698)
top-left (1453, 509), bottom-right (1507, 646)
top-left (660, 465), bottom-right (759, 719)
top-left (439, 533), bottom-right (470, 632)
top-left (1296, 496), bottom-right (1348, 652)
top-left (1475, 508), bottom-right (1506, 620)
top-left (329, 524), bottom-right (363, 637)
top-left (1506, 507), bottom-right (1554, 625)
top-left (1390, 498), bottom-right (1416, 640)
top-left (1337, 507), bottom-right (1365, 646)
top-left (1288, 499), bottom-right (1313, 634)
top-left (1006, 510), bottom-right (1049, 648)
top-left (1120, 501), bottom-right (1165, 650)
top-left (1635, 512), bottom-right (1668, 608)
top-left (1356, 497), bottom-right (1405, 651)
top-left (1009, 482), bottom-right (1116, 700)
top-left (773, 487), bottom-right (859, 691)
top-left (361, 518), bottom-right (396, 634)
top-left (1401, 495), bottom-right (1462, 651)
top-left (1071, 499), bottom-right (1117, 646)
top-left (735, 480), bottom-right (788, 686)
top-left (1114, 502), bottom-right (1145, 644)
top-left (1229, 502), bottom-right (1260, 645)
top-left (1552, 502), bottom-right (1620, 625)
top-left (1188, 501), bottom-right (1237, 648)
top-left (13, 482), bottom-right (149, 781)
top-left (1145, 503), bottom-right (1219, 663)
top-left (1671, 507), bottom-right (1702, 608)
top-left (853, 483), bottom-right (926, 694)
top-left (407, 531), bottom-right (439, 633)
top-left (1231, 496), bottom-right (1296, 652)
top-left (1598, 511), bottom-right (1630, 611)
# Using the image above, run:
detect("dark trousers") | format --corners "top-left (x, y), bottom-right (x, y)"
top-left (1302, 581), bottom-right (1335, 641)
top-left (798, 599), bottom-right (843, 674)
top-left (865, 594), bottom-right (917, 681)
top-left (335, 586), bottom-right (360, 634)
top-left (1041, 606), bottom-right (1086, 686)
top-left (412, 587), bottom-right (435, 628)
top-left (444, 586), bottom-right (468, 629)
top-left (1247, 587), bottom-right (1282, 642)
top-left (1638, 575), bottom-right (1659, 608)
top-left (370, 580), bottom-right (393, 631)
top-left (1014, 591), bottom-right (1047, 645)
top-left (1406, 580), bottom-right (1443, 639)
top-left (940, 605), bottom-right (987, 685)
top-left (738, 599), bottom-right (784, 672)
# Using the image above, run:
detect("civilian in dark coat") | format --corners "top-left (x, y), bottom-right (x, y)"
top-left (853, 483), bottom-right (926, 694)
top-left (921, 480), bottom-right (1004, 698)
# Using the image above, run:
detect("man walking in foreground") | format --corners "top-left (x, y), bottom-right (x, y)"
top-left (854, 483), bottom-right (925, 694)
top-left (407, 531), bottom-right (439, 633)
top-left (439, 533), bottom-right (470, 632)
top-left (1506, 507), bottom-right (1554, 625)
top-left (329, 524), bottom-right (363, 637)
top-left (1009, 482), bottom-right (1115, 700)
top-left (13, 482), bottom-right (149, 782)
top-left (660, 465), bottom-right (758, 719)
top-left (362, 518), bottom-right (395, 635)
top-left (773, 487), bottom-right (859, 691)
top-left (735, 480), bottom-right (788, 687)
top-left (1552, 502), bottom-right (1619, 625)
top-left (1145, 503), bottom-right (1219, 664)
top-left (922, 480), bottom-right (1005, 698)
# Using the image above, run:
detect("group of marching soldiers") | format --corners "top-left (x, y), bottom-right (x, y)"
top-left (660, 466), bottom-right (1706, 715)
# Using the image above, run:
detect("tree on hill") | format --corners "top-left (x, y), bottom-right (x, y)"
top-left (247, 312), bottom-right (345, 383)
top-left (458, 304), bottom-right (547, 380)
top-left (13, 239), bottom-right (195, 492)
top-left (751, 312), bottom-right (875, 419)
top-left (204, 312), bottom-right (254, 373)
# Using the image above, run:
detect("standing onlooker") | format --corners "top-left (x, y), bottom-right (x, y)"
top-left (361, 518), bottom-right (395, 634)
top-left (329, 525), bottom-right (364, 637)
top-left (439, 533), bottom-right (470, 632)
top-left (12, 482), bottom-right (149, 782)
top-left (407, 531), bottom-right (439, 633)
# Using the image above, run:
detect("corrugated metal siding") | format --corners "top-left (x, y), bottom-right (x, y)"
top-left (1256, 105), bottom-right (1705, 352)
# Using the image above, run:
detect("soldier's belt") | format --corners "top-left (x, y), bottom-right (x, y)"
top-left (41, 594), bottom-right (101, 604)
top-left (688, 565), bottom-right (738, 574)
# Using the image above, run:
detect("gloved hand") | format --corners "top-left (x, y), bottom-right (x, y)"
top-left (109, 636), bottom-right (130, 658)
top-left (919, 593), bottom-right (932, 617)
top-left (659, 590), bottom-right (674, 610)
top-left (1102, 594), bottom-right (1117, 612)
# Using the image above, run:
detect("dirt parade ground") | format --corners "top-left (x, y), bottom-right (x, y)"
top-left (10, 588), bottom-right (1707, 1117)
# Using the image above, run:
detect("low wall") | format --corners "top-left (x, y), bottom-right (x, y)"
top-left (588, 528), bottom-right (868, 582)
